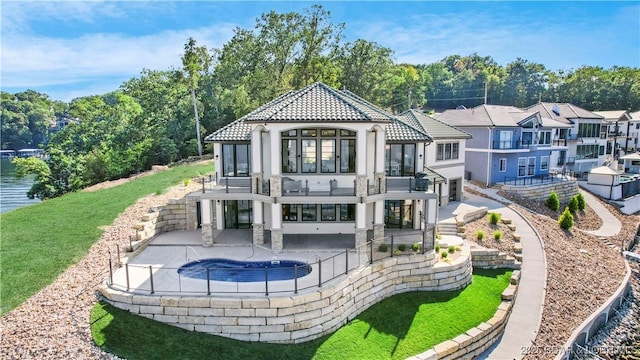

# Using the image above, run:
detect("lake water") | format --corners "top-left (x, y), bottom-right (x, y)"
top-left (0, 159), bottom-right (41, 213)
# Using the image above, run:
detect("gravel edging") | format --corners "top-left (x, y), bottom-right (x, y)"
top-left (0, 181), bottom-right (203, 359)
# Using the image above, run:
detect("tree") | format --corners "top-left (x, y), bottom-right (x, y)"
top-left (558, 207), bottom-right (574, 230)
top-left (182, 37), bottom-right (211, 156)
top-left (336, 39), bottom-right (394, 103)
top-left (546, 191), bottom-right (560, 211)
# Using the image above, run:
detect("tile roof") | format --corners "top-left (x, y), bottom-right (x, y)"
top-left (399, 109), bottom-right (471, 139)
top-left (241, 82), bottom-right (395, 123)
top-left (422, 166), bottom-right (447, 183)
top-left (436, 104), bottom-right (531, 127)
top-left (524, 102), bottom-right (603, 124)
top-left (205, 83), bottom-right (431, 143)
top-left (593, 110), bottom-right (631, 122)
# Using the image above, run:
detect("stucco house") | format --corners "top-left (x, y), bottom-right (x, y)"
top-left (593, 110), bottom-right (639, 157)
top-left (201, 82), bottom-right (440, 251)
top-left (435, 104), bottom-right (570, 186)
top-left (398, 109), bottom-right (471, 206)
top-left (524, 102), bottom-right (605, 174)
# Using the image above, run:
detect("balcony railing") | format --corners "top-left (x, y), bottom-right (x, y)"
top-left (492, 141), bottom-right (530, 150)
top-left (501, 171), bottom-right (577, 186)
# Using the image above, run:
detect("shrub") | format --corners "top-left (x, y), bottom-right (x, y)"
top-left (476, 230), bottom-right (486, 240)
top-left (441, 251), bottom-right (448, 259)
top-left (455, 246), bottom-right (462, 252)
top-left (435, 244), bottom-right (441, 253)
top-left (448, 245), bottom-right (455, 253)
top-left (493, 230), bottom-right (503, 240)
top-left (567, 196), bottom-right (579, 214)
top-left (435, 233), bottom-right (442, 240)
top-left (378, 243), bottom-right (388, 252)
top-left (397, 244), bottom-right (407, 252)
top-left (488, 212), bottom-right (501, 225)
top-left (546, 191), bottom-right (560, 211)
top-left (393, 249), bottom-right (402, 256)
top-left (183, 178), bottom-right (191, 186)
top-left (411, 242), bottom-right (420, 252)
top-left (576, 193), bottom-right (586, 211)
top-left (558, 207), bottom-right (574, 230)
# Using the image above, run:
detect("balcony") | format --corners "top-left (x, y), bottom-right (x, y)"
top-left (491, 140), bottom-right (531, 150)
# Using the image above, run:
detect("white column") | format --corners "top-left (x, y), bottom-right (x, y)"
top-left (271, 203), bottom-right (282, 229)
top-left (251, 128), bottom-right (263, 173)
top-left (270, 130), bottom-right (281, 176)
top-left (375, 128), bottom-right (386, 173)
top-left (357, 129), bottom-right (368, 175)
top-left (201, 199), bottom-right (211, 225)
top-left (355, 202), bottom-right (366, 229)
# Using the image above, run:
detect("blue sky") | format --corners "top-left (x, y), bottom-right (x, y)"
top-left (2, 1), bottom-right (639, 102)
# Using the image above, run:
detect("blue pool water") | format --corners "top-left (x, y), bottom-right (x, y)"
top-left (177, 258), bottom-right (312, 282)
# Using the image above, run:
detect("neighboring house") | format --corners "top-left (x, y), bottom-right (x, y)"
top-left (436, 104), bottom-right (570, 186)
top-left (398, 109), bottom-right (472, 206)
top-left (593, 110), bottom-right (637, 159)
top-left (202, 82), bottom-right (439, 251)
top-left (524, 102), bottom-right (605, 173)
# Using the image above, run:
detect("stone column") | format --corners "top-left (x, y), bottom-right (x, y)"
top-left (373, 223), bottom-right (384, 242)
top-left (271, 229), bottom-right (283, 252)
top-left (355, 228), bottom-right (368, 249)
top-left (423, 225), bottom-right (435, 252)
top-left (186, 196), bottom-right (199, 230)
top-left (202, 224), bottom-right (214, 247)
top-left (270, 175), bottom-right (282, 198)
top-left (253, 223), bottom-right (264, 245)
top-left (356, 175), bottom-right (368, 197)
top-left (373, 172), bottom-right (386, 194)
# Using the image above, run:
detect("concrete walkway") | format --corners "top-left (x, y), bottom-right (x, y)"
top-left (446, 187), bottom-right (546, 360)
top-left (459, 184), bottom-right (624, 359)
top-left (580, 189), bottom-right (622, 237)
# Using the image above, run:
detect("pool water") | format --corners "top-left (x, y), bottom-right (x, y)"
top-left (177, 258), bottom-right (312, 282)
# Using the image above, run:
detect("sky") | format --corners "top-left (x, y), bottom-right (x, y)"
top-left (2, 1), bottom-right (639, 102)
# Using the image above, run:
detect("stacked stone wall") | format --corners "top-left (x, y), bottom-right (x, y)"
top-left (500, 180), bottom-right (578, 202)
top-left (131, 198), bottom-right (188, 244)
top-left (99, 250), bottom-right (473, 344)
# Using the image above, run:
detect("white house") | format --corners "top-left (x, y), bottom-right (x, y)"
top-left (398, 109), bottom-right (471, 206)
top-left (593, 110), bottom-right (637, 159)
top-left (201, 83), bottom-right (440, 251)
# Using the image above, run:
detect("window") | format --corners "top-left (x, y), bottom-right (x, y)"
top-left (499, 158), bottom-right (507, 172)
top-left (521, 132), bottom-right (533, 146)
top-left (222, 144), bottom-right (251, 177)
top-left (283, 204), bottom-right (355, 222)
top-left (540, 156), bottom-right (549, 171)
top-left (301, 139), bottom-right (317, 173)
top-left (281, 128), bottom-right (356, 174)
top-left (385, 144), bottom-right (415, 176)
top-left (599, 146), bottom-right (605, 156)
top-left (282, 140), bottom-right (297, 173)
top-left (384, 200), bottom-right (413, 229)
top-left (436, 142), bottom-right (460, 161)
top-left (538, 131), bottom-right (552, 145)
top-left (302, 204), bottom-right (317, 221)
top-left (499, 131), bottom-right (513, 149)
top-left (321, 204), bottom-right (336, 221)
top-left (518, 158), bottom-right (526, 177)
top-left (321, 139), bottom-right (335, 173)
top-left (340, 204), bottom-right (355, 221)
top-left (576, 144), bottom-right (600, 160)
top-left (527, 157), bottom-right (536, 176)
top-left (578, 123), bottom-right (601, 138)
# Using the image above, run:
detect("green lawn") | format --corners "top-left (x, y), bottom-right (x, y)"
top-left (0, 163), bottom-right (212, 315)
top-left (91, 269), bottom-right (511, 360)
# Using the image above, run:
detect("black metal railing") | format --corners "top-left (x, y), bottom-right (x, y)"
top-left (105, 232), bottom-right (432, 296)
top-left (501, 171), bottom-right (577, 186)
top-left (492, 140), bottom-right (531, 149)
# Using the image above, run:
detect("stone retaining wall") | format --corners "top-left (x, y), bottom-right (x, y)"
top-left (500, 180), bottom-right (578, 202)
top-left (408, 270), bottom-right (520, 360)
top-left (471, 248), bottom-right (521, 270)
top-left (130, 197), bottom-right (192, 245)
top-left (98, 250), bottom-right (473, 344)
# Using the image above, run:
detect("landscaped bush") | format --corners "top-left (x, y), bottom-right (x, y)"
top-left (493, 230), bottom-right (503, 240)
top-left (378, 243), bottom-right (389, 252)
top-left (441, 250), bottom-right (448, 258)
top-left (567, 196), bottom-right (579, 214)
top-left (476, 230), bottom-right (486, 240)
top-left (435, 233), bottom-right (442, 240)
top-left (546, 191), bottom-right (560, 211)
top-left (448, 245), bottom-right (455, 253)
top-left (411, 242), bottom-right (420, 252)
top-left (576, 192), bottom-right (586, 211)
top-left (435, 244), bottom-right (441, 253)
top-left (183, 178), bottom-right (191, 186)
top-left (397, 244), bottom-right (407, 252)
top-left (488, 212), bottom-right (501, 225)
top-left (558, 207), bottom-right (574, 230)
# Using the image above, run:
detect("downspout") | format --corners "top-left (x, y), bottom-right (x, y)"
top-left (486, 128), bottom-right (492, 187)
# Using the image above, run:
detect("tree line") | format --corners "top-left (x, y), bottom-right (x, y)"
top-left (2, 5), bottom-right (639, 199)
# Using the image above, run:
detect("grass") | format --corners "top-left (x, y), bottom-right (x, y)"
top-left (0, 163), bottom-right (212, 315)
top-left (91, 269), bottom-right (512, 360)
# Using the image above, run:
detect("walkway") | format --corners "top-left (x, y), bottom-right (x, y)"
top-left (459, 183), bottom-right (624, 359)
top-left (580, 190), bottom-right (622, 237)
top-left (444, 187), bottom-right (546, 360)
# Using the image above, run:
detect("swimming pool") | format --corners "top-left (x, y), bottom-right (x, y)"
top-left (177, 258), bottom-right (312, 282)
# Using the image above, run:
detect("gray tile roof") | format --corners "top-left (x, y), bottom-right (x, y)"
top-left (524, 102), bottom-right (603, 124)
top-left (206, 82), bottom-right (431, 143)
top-left (398, 109), bottom-right (471, 139)
top-left (436, 104), bottom-right (571, 129)
top-left (242, 82), bottom-right (395, 123)
top-left (422, 166), bottom-right (446, 183)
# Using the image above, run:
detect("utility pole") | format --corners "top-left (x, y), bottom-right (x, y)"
top-left (484, 82), bottom-right (488, 105)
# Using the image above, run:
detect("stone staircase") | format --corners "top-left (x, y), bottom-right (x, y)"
top-left (437, 219), bottom-right (459, 236)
